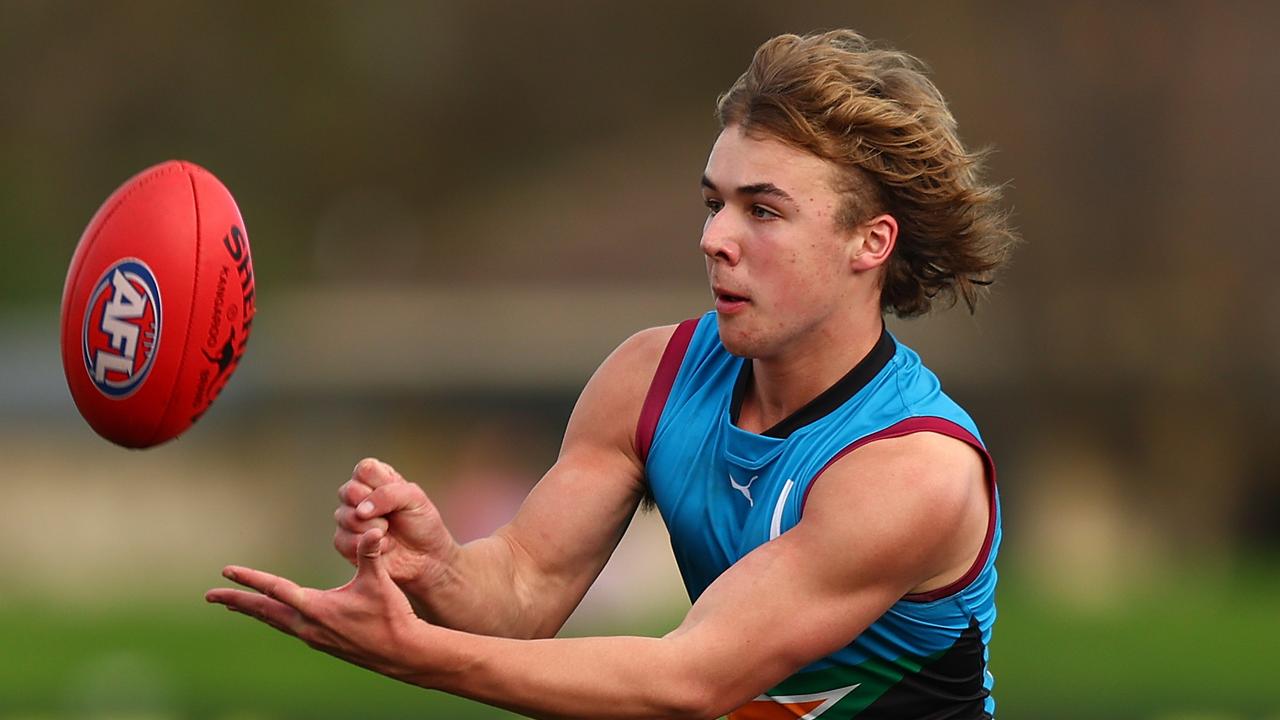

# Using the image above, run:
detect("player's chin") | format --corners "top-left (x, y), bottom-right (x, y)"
top-left (714, 318), bottom-right (765, 359)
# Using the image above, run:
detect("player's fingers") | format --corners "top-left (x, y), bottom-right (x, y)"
top-left (338, 479), bottom-right (373, 507)
top-left (221, 566), bottom-right (309, 612)
top-left (206, 587), bottom-right (304, 635)
top-left (352, 458), bottom-right (405, 490)
top-left (355, 481), bottom-right (430, 521)
top-left (333, 528), bottom-right (358, 565)
top-left (334, 505), bottom-right (389, 534)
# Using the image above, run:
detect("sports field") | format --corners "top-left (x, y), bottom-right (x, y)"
top-left (1, 563), bottom-right (1275, 720)
top-left (4, 4), bottom-right (1280, 719)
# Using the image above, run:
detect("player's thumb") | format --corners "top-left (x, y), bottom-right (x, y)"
top-left (354, 528), bottom-right (388, 582)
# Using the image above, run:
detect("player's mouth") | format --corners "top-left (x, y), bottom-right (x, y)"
top-left (714, 287), bottom-right (750, 314)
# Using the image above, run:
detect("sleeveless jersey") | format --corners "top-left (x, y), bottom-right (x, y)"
top-left (638, 312), bottom-right (1000, 719)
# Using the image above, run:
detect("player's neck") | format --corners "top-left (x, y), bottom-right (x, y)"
top-left (738, 309), bottom-right (885, 434)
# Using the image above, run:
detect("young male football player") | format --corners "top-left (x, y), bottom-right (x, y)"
top-left (209, 30), bottom-right (1017, 719)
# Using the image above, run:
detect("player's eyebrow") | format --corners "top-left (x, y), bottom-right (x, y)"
top-left (701, 175), bottom-right (800, 211)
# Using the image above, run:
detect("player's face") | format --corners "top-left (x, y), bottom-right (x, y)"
top-left (700, 125), bottom-right (863, 359)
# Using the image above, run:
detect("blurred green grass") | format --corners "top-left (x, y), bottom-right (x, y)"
top-left (991, 561), bottom-right (1280, 720)
top-left (1, 562), bottom-right (1277, 720)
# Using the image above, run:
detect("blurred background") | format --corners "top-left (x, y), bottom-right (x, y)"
top-left (1, 1), bottom-right (1278, 718)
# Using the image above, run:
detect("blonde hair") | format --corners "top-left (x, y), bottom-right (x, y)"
top-left (717, 30), bottom-right (1017, 317)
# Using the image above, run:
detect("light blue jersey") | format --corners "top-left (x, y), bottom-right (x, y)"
top-left (638, 312), bottom-right (1000, 719)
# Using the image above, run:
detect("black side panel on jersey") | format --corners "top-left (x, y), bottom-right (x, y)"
top-left (854, 619), bottom-right (991, 720)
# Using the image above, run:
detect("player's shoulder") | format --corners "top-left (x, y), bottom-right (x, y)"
top-left (564, 324), bottom-right (683, 447)
top-left (852, 430), bottom-right (982, 473)
top-left (616, 324), bottom-right (681, 362)
top-left (799, 431), bottom-right (989, 590)
top-left (848, 430), bottom-right (980, 490)
top-left (806, 431), bottom-right (984, 531)
top-left (591, 323), bottom-right (684, 389)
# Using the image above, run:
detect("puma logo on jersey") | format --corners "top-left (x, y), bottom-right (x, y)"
top-left (729, 473), bottom-right (758, 506)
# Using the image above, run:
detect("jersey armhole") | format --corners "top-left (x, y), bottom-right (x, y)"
top-left (634, 318), bottom-right (699, 464)
top-left (799, 416), bottom-right (998, 603)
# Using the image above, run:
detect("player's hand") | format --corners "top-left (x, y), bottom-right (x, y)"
top-left (334, 458), bottom-right (460, 595)
top-left (207, 529), bottom-right (446, 685)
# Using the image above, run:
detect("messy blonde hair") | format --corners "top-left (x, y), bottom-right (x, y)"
top-left (717, 30), bottom-right (1017, 317)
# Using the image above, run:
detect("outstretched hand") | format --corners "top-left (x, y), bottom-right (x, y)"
top-left (206, 529), bottom-right (436, 681)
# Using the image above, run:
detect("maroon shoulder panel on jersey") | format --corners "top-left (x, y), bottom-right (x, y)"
top-left (634, 318), bottom-right (699, 463)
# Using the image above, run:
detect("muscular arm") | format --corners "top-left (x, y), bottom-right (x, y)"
top-left (403, 432), bottom-right (990, 719)
top-left (214, 421), bottom-right (988, 719)
top-left (385, 325), bottom-right (676, 639)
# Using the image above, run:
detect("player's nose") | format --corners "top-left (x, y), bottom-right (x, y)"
top-left (700, 213), bottom-right (741, 265)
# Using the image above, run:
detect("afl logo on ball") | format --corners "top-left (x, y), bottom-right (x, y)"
top-left (82, 258), bottom-right (162, 398)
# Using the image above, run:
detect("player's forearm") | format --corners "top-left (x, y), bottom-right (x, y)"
top-left (405, 627), bottom-right (728, 720)
top-left (402, 532), bottom-right (574, 639)
top-left (398, 534), bottom-right (524, 636)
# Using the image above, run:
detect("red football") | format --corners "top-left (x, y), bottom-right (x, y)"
top-left (60, 160), bottom-right (256, 448)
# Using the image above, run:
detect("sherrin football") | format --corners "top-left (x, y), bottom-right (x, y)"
top-left (60, 160), bottom-right (256, 448)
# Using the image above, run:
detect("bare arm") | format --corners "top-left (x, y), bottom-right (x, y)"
top-left (334, 325), bottom-right (676, 638)
top-left (402, 432), bottom-right (990, 719)
top-left (216, 430), bottom-right (989, 719)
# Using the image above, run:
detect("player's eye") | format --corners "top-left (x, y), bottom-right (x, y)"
top-left (751, 205), bottom-right (779, 219)
top-left (704, 198), bottom-right (723, 214)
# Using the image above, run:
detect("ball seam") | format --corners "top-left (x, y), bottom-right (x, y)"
top-left (147, 163), bottom-right (204, 446)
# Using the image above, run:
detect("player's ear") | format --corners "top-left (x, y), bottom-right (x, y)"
top-left (850, 213), bottom-right (897, 272)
